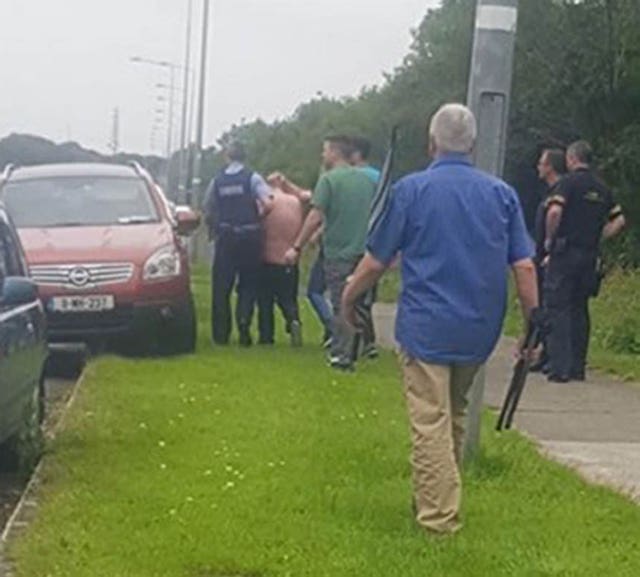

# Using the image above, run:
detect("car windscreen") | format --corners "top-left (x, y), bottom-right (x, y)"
top-left (3, 176), bottom-right (160, 228)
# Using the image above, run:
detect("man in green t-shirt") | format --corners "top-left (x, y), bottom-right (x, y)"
top-left (285, 135), bottom-right (376, 370)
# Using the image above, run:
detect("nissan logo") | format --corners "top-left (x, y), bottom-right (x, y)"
top-left (68, 267), bottom-right (91, 287)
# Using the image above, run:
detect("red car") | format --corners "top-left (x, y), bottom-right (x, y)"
top-left (0, 162), bottom-right (200, 355)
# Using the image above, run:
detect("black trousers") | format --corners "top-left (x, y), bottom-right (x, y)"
top-left (211, 230), bottom-right (262, 344)
top-left (534, 260), bottom-right (548, 366)
top-left (257, 263), bottom-right (300, 343)
top-left (544, 248), bottom-right (597, 378)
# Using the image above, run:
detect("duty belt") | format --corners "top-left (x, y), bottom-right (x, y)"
top-left (217, 222), bottom-right (261, 235)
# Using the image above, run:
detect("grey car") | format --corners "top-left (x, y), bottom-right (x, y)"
top-left (0, 203), bottom-right (48, 471)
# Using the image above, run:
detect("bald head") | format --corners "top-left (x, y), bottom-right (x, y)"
top-left (429, 103), bottom-right (477, 156)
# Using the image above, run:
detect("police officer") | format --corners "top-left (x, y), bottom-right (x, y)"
top-left (543, 140), bottom-right (625, 382)
top-left (530, 148), bottom-right (566, 373)
top-left (204, 141), bottom-right (272, 346)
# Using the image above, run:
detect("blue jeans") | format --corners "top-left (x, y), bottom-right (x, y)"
top-left (307, 252), bottom-right (332, 336)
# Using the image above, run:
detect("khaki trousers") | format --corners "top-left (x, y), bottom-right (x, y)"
top-left (401, 353), bottom-right (480, 534)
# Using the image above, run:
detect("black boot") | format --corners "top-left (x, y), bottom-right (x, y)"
top-left (238, 326), bottom-right (253, 347)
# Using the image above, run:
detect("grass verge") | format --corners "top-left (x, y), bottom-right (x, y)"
top-left (9, 271), bottom-right (640, 576)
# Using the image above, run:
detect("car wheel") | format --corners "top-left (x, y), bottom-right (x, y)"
top-left (161, 296), bottom-right (197, 356)
top-left (0, 379), bottom-right (45, 475)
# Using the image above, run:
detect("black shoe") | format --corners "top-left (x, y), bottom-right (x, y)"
top-left (529, 359), bottom-right (546, 373)
top-left (362, 343), bottom-right (379, 360)
top-left (328, 355), bottom-right (354, 372)
top-left (547, 373), bottom-right (569, 383)
top-left (238, 330), bottom-right (253, 348)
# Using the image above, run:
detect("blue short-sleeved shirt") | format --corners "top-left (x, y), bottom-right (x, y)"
top-left (359, 165), bottom-right (382, 186)
top-left (367, 154), bottom-right (533, 365)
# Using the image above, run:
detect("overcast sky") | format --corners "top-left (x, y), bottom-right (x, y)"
top-left (2, 0), bottom-right (440, 155)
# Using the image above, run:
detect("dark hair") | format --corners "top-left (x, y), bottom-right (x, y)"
top-left (225, 140), bottom-right (246, 163)
top-left (351, 136), bottom-right (372, 160)
top-left (567, 140), bottom-right (593, 165)
top-left (324, 135), bottom-right (354, 160)
top-left (543, 148), bottom-right (566, 175)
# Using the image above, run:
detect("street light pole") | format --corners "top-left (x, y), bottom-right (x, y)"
top-left (190, 0), bottom-right (211, 209)
top-left (464, 0), bottom-right (519, 462)
top-left (179, 0), bottom-right (194, 203)
top-left (167, 64), bottom-right (176, 161)
top-left (130, 55), bottom-right (182, 191)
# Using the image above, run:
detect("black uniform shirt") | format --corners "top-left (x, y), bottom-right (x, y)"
top-left (547, 168), bottom-right (623, 252)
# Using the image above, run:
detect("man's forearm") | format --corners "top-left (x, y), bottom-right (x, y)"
top-left (602, 215), bottom-right (626, 240)
top-left (257, 192), bottom-right (275, 217)
top-left (282, 179), bottom-right (312, 203)
top-left (512, 259), bottom-right (539, 325)
top-left (293, 208), bottom-right (324, 250)
top-left (544, 206), bottom-right (563, 249)
top-left (342, 253), bottom-right (387, 306)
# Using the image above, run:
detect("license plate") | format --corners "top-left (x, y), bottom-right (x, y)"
top-left (50, 295), bottom-right (115, 313)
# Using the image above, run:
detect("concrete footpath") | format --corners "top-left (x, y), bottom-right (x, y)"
top-left (373, 303), bottom-right (640, 503)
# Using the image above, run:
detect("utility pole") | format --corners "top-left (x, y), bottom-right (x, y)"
top-left (464, 0), bottom-right (519, 461)
top-left (179, 0), bottom-right (194, 203)
top-left (190, 0), bottom-right (211, 209)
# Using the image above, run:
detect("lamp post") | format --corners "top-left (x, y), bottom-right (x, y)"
top-left (179, 0), bottom-right (195, 203)
top-left (464, 0), bottom-right (519, 462)
top-left (156, 83), bottom-right (184, 164)
top-left (189, 0), bottom-right (211, 209)
top-left (130, 56), bottom-right (181, 188)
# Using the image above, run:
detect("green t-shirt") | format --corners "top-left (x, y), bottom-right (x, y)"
top-left (312, 165), bottom-right (376, 262)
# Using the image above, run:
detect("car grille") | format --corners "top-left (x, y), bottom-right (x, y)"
top-left (30, 263), bottom-right (135, 289)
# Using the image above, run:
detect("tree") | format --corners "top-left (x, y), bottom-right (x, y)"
top-left (205, 0), bottom-right (640, 262)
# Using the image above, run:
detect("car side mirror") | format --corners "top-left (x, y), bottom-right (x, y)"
top-left (0, 277), bottom-right (39, 307)
top-left (174, 206), bottom-right (201, 237)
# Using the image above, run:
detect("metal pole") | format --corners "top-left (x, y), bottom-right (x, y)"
top-left (166, 65), bottom-right (176, 161)
top-left (464, 0), bottom-right (519, 462)
top-left (179, 0), bottom-right (194, 203)
top-left (190, 0), bottom-right (211, 210)
top-left (187, 65), bottom-right (197, 179)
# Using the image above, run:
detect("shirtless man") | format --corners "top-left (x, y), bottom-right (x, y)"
top-left (258, 172), bottom-right (311, 346)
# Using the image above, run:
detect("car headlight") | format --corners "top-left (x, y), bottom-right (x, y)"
top-left (143, 246), bottom-right (181, 281)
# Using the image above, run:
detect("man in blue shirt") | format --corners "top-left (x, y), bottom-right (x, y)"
top-left (342, 104), bottom-right (538, 535)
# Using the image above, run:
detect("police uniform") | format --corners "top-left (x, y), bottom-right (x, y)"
top-left (534, 183), bottom-right (560, 270)
top-left (205, 164), bottom-right (267, 345)
top-left (531, 181), bottom-right (561, 370)
top-left (544, 168), bottom-right (623, 380)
